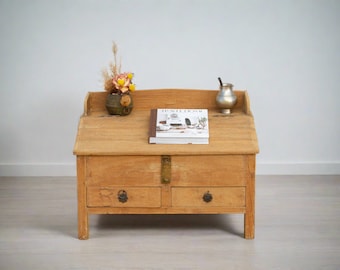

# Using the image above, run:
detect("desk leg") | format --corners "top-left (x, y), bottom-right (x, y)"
top-left (244, 155), bottom-right (255, 239)
top-left (77, 156), bottom-right (89, 240)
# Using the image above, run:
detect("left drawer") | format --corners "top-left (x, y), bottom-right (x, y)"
top-left (86, 156), bottom-right (161, 186)
top-left (87, 187), bottom-right (161, 208)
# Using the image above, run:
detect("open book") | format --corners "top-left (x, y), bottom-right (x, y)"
top-left (149, 108), bottom-right (209, 144)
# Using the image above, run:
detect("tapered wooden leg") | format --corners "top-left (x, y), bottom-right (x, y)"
top-left (244, 155), bottom-right (255, 239)
top-left (77, 156), bottom-right (89, 240)
top-left (78, 211), bottom-right (89, 240)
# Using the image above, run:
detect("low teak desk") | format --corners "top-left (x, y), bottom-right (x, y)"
top-left (73, 89), bottom-right (259, 239)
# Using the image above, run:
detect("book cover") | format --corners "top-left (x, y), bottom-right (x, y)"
top-left (149, 108), bottom-right (209, 144)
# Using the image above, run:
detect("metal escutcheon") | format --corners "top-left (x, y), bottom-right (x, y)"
top-left (202, 191), bottom-right (213, 203)
top-left (117, 190), bottom-right (128, 203)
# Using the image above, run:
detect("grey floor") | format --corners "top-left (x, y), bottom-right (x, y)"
top-left (0, 175), bottom-right (339, 270)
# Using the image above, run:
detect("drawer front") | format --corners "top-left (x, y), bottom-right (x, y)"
top-left (172, 187), bottom-right (245, 207)
top-left (86, 156), bottom-right (161, 186)
top-left (87, 187), bottom-right (161, 208)
top-left (171, 155), bottom-right (247, 186)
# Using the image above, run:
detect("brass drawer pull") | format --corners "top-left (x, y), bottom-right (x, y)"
top-left (117, 190), bottom-right (128, 203)
top-left (202, 191), bottom-right (213, 203)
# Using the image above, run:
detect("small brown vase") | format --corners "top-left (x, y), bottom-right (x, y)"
top-left (105, 93), bottom-right (133, 116)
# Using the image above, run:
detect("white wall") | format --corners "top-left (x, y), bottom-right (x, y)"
top-left (0, 0), bottom-right (339, 176)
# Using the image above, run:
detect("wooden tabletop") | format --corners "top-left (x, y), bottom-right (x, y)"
top-left (73, 89), bottom-right (259, 156)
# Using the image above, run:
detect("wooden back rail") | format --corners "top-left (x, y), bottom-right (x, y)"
top-left (83, 89), bottom-right (251, 116)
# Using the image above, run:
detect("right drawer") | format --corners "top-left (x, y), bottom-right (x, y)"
top-left (171, 187), bottom-right (245, 207)
top-left (171, 155), bottom-right (247, 186)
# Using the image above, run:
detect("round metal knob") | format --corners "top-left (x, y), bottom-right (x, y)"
top-left (117, 190), bottom-right (128, 203)
top-left (202, 191), bottom-right (213, 203)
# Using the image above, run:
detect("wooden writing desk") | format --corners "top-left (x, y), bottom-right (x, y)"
top-left (73, 89), bottom-right (259, 239)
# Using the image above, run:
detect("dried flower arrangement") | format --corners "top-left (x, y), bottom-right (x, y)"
top-left (102, 42), bottom-right (136, 95)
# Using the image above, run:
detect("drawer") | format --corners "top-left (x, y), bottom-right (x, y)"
top-left (86, 156), bottom-right (161, 186)
top-left (87, 187), bottom-right (161, 208)
top-left (171, 155), bottom-right (247, 186)
top-left (172, 187), bottom-right (245, 207)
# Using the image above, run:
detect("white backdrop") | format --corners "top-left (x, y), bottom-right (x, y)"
top-left (0, 0), bottom-right (339, 176)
